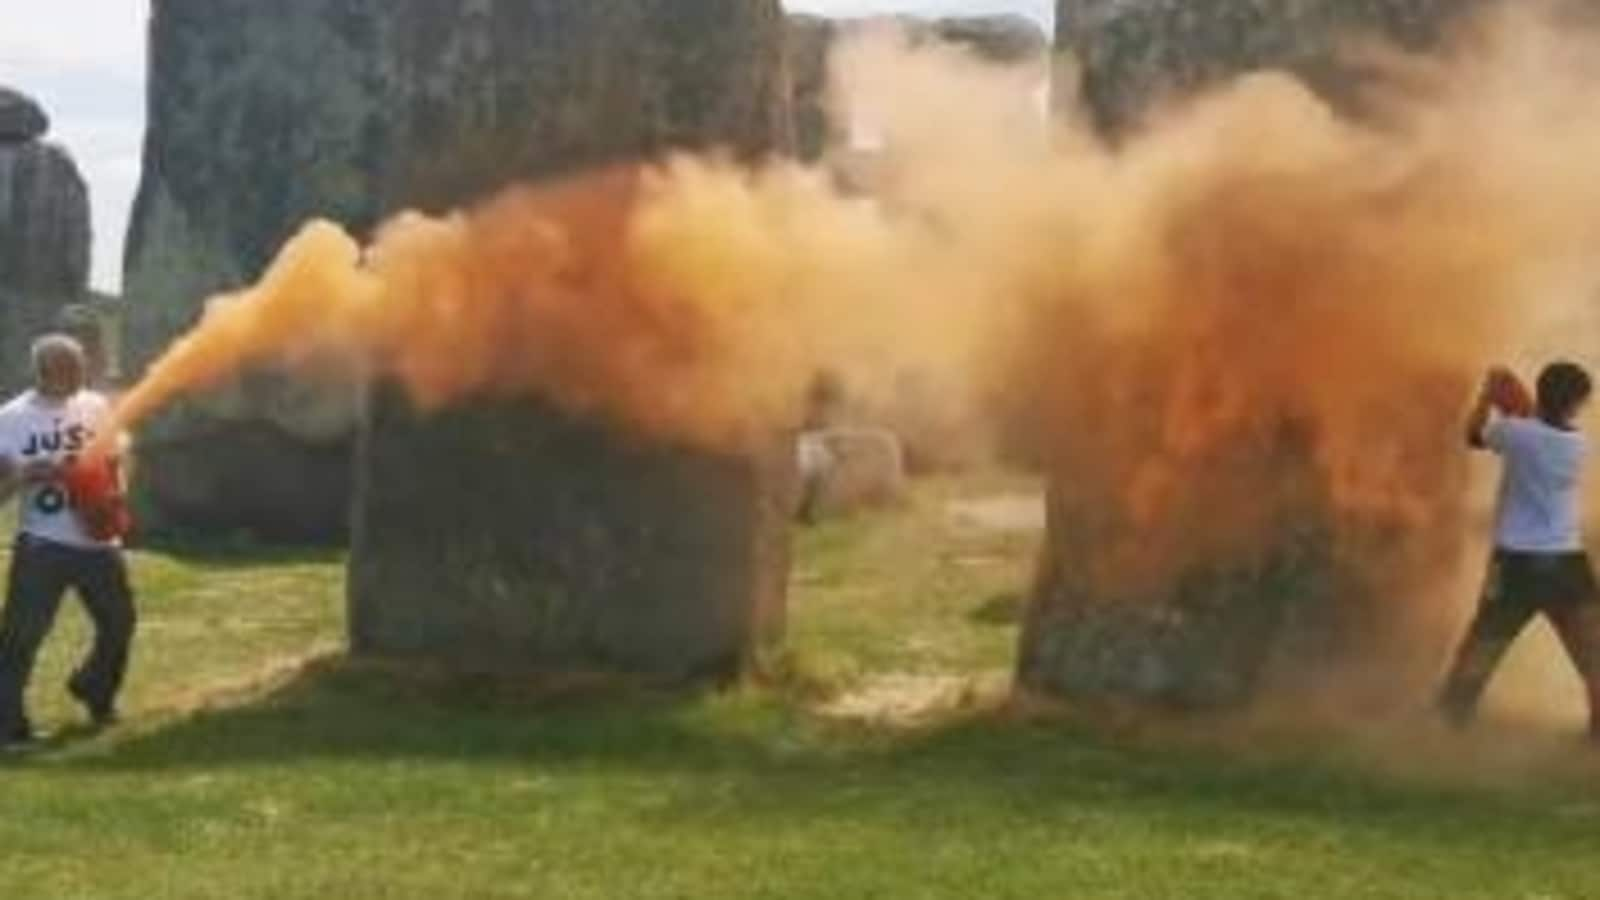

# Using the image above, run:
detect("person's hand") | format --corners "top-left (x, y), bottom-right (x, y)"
top-left (1484, 366), bottom-right (1514, 397)
top-left (20, 460), bottom-right (59, 483)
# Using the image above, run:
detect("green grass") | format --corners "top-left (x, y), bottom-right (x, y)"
top-left (2, 477), bottom-right (1599, 899)
top-left (786, 474), bottom-right (1035, 684)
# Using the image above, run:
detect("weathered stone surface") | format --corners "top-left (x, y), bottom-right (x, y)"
top-left (1057, 0), bottom-right (1485, 132)
top-left (377, 0), bottom-right (789, 214)
top-left (796, 426), bottom-right (906, 521)
top-left (794, 368), bottom-right (985, 476)
top-left (57, 293), bottom-right (124, 388)
top-left (785, 13), bottom-right (1049, 161)
top-left (1019, 410), bottom-right (1470, 709)
top-left (0, 90), bottom-right (90, 389)
top-left (1021, 487), bottom-right (1331, 708)
top-left (347, 0), bottom-right (792, 677)
top-left (786, 15), bottom-right (838, 162)
top-left (0, 87), bottom-right (49, 142)
top-left (134, 415), bottom-right (356, 544)
top-left (351, 390), bottom-right (789, 677)
top-left (124, 0), bottom-right (391, 540)
top-left (126, 0), bottom-right (791, 542)
top-left (930, 14), bottom-right (1052, 63)
top-left (1022, 0), bottom-right (1488, 710)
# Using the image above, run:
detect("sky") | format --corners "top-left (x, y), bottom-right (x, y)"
top-left (0, 0), bottom-right (1054, 293)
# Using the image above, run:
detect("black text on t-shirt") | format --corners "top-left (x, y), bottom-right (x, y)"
top-left (20, 423), bottom-right (91, 458)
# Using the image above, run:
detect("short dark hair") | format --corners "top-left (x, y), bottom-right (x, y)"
top-left (1537, 361), bottom-right (1592, 421)
top-left (30, 333), bottom-right (85, 377)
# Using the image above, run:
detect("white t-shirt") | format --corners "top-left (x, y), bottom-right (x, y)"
top-left (1485, 416), bottom-right (1586, 553)
top-left (0, 389), bottom-right (117, 549)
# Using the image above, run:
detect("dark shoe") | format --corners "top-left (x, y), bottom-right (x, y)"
top-left (67, 676), bottom-right (117, 728)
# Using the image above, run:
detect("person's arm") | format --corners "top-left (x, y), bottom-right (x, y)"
top-left (0, 454), bottom-right (15, 500)
top-left (114, 432), bottom-right (133, 493)
top-left (1465, 370), bottom-right (1497, 450)
top-left (1466, 404), bottom-right (1493, 449)
top-left (101, 393), bottom-right (132, 490)
top-left (20, 460), bottom-right (59, 482)
top-left (0, 416), bottom-right (55, 487)
top-left (0, 418), bottom-right (19, 506)
top-left (0, 458), bottom-right (50, 504)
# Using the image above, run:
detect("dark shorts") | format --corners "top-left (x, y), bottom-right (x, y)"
top-left (1439, 549), bottom-right (1600, 735)
top-left (1489, 550), bottom-right (1600, 610)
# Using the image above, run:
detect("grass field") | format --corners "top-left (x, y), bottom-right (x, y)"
top-left (2, 476), bottom-right (1598, 899)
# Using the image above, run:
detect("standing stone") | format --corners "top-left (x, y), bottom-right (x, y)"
top-left (1022, 0), bottom-right (1489, 709)
top-left (1057, 0), bottom-right (1485, 133)
top-left (126, 0), bottom-right (793, 544)
top-left (348, 0), bottom-right (792, 678)
top-left (795, 427), bottom-right (906, 520)
top-left (124, 0), bottom-right (390, 542)
top-left (0, 86), bottom-right (90, 389)
top-left (929, 15), bottom-right (1054, 63)
top-left (1019, 362), bottom-right (1473, 709)
top-left (786, 15), bottom-right (839, 162)
top-left (351, 391), bottom-right (790, 677)
top-left (377, 1), bottom-right (789, 215)
top-left (0, 88), bottom-right (50, 142)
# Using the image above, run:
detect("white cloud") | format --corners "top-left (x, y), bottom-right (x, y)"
top-left (0, 0), bottom-right (148, 74)
top-left (1, 0), bottom-right (148, 291)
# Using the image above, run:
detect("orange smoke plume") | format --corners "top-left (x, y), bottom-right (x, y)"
top-left (112, 8), bottom-right (1600, 479)
top-left (106, 24), bottom-right (1047, 455)
top-left (108, 150), bottom-right (1002, 455)
top-left (108, 169), bottom-right (768, 449)
top-left (109, 9), bottom-right (1600, 718)
top-left (1040, 13), bottom-right (1600, 544)
top-left (1010, 6), bottom-right (1600, 714)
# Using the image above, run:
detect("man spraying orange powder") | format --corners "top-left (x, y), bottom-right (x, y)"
top-left (0, 336), bottom-right (134, 749)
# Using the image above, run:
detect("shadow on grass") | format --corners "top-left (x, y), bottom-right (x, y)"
top-left (64, 657), bottom-right (777, 771)
top-left (128, 534), bottom-right (344, 569)
top-left (967, 590), bottom-right (1025, 626)
top-left (46, 656), bottom-right (1600, 852)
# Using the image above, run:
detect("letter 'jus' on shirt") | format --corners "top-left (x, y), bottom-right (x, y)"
top-left (0, 390), bottom-right (122, 549)
top-left (1485, 416), bottom-right (1587, 553)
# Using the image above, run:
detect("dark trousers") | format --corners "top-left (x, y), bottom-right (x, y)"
top-left (0, 534), bottom-right (136, 733)
top-left (1439, 551), bottom-right (1600, 736)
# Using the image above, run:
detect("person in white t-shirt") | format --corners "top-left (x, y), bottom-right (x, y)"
top-left (1439, 362), bottom-right (1600, 743)
top-left (0, 335), bottom-right (135, 749)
